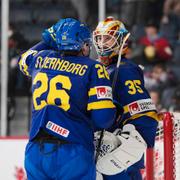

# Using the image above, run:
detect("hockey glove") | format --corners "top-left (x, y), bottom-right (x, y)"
top-left (96, 124), bottom-right (147, 175)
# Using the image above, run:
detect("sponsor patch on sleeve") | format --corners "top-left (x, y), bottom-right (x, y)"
top-left (95, 86), bottom-right (113, 100)
top-left (128, 99), bottom-right (156, 115)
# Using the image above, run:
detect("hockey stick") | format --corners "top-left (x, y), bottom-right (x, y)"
top-left (95, 32), bottom-right (130, 163)
top-left (112, 32), bottom-right (130, 92)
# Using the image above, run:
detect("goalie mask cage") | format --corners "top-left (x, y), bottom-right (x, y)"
top-left (143, 112), bottom-right (180, 180)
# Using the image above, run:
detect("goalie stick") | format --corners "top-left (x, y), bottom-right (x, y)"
top-left (95, 32), bottom-right (131, 163)
top-left (112, 33), bottom-right (131, 93)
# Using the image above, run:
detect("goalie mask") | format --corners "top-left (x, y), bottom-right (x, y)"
top-left (93, 17), bottom-right (129, 66)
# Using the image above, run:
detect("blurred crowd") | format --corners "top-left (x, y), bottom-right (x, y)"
top-left (0, 0), bottom-right (180, 127)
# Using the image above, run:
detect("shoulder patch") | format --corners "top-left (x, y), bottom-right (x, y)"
top-left (96, 86), bottom-right (113, 100)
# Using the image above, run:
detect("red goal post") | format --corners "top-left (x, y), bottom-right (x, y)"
top-left (144, 112), bottom-right (180, 180)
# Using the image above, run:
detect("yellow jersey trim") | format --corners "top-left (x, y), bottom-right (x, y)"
top-left (123, 104), bottom-right (129, 114)
top-left (19, 50), bottom-right (37, 76)
top-left (88, 88), bottom-right (96, 96)
top-left (87, 100), bottom-right (115, 110)
top-left (123, 111), bottom-right (160, 125)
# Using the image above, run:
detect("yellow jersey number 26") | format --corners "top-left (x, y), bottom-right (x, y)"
top-left (33, 72), bottom-right (72, 111)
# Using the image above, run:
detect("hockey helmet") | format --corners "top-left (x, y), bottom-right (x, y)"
top-left (56, 18), bottom-right (91, 52)
top-left (93, 17), bottom-right (129, 66)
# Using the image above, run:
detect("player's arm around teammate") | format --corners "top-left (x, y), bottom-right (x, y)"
top-left (18, 18), bottom-right (116, 180)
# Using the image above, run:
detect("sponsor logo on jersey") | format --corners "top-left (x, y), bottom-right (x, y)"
top-left (96, 86), bottom-right (112, 100)
top-left (46, 121), bottom-right (69, 137)
top-left (128, 99), bottom-right (156, 115)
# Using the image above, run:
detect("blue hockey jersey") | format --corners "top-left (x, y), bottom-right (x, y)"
top-left (18, 43), bottom-right (116, 151)
top-left (107, 57), bottom-right (158, 148)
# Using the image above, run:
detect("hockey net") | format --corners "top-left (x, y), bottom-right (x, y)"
top-left (142, 112), bottom-right (180, 180)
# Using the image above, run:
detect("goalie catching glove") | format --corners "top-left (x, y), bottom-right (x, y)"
top-left (95, 124), bottom-right (147, 175)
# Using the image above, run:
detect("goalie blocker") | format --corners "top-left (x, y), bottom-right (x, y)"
top-left (95, 124), bottom-right (147, 175)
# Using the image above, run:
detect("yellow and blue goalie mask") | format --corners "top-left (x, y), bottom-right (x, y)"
top-left (93, 17), bottom-right (129, 66)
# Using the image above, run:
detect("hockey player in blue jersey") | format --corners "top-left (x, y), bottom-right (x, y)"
top-left (93, 17), bottom-right (159, 180)
top-left (18, 18), bottom-right (116, 180)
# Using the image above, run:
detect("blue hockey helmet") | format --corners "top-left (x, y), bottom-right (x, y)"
top-left (56, 18), bottom-right (91, 51)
